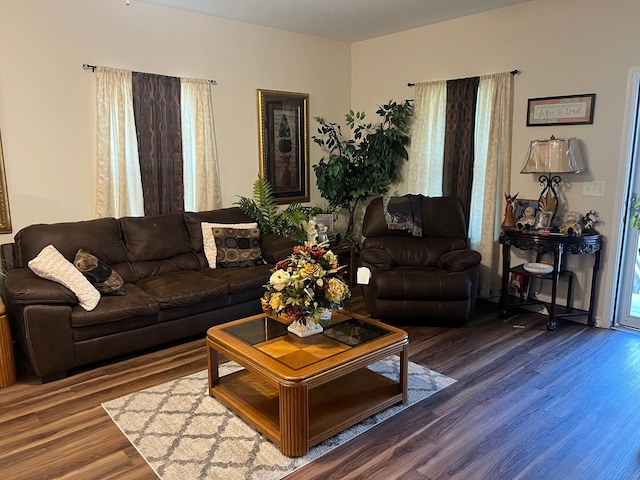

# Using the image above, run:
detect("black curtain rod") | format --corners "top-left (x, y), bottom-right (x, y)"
top-left (407, 69), bottom-right (520, 87)
top-left (82, 64), bottom-right (218, 85)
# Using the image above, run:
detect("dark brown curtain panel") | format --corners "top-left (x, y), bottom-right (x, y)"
top-left (132, 72), bottom-right (184, 216)
top-left (442, 76), bottom-right (480, 225)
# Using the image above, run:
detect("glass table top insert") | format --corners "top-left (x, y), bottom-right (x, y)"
top-left (221, 313), bottom-right (392, 370)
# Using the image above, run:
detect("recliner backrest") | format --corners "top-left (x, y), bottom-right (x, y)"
top-left (362, 196), bottom-right (468, 239)
top-left (362, 196), bottom-right (469, 267)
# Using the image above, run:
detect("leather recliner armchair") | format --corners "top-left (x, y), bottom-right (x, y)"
top-left (359, 196), bottom-right (482, 326)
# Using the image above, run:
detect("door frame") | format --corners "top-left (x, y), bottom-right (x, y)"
top-left (610, 67), bottom-right (640, 328)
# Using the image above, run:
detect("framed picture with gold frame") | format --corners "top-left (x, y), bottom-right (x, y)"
top-left (257, 89), bottom-right (309, 204)
top-left (0, 131), bottom-right (11, 234)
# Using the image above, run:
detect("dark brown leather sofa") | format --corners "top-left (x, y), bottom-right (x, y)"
top-left (1, 207), bottom-right (297, 383)
top-left (359, 196), bottom-right (481, 326)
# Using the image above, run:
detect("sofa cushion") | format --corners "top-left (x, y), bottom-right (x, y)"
top-left (259, 234), bottom-right (298, 264)
top-left (128, 254), bottom-right (200, 281)
top-left (28, 245), bottom-right (101, 311)
top-left (70, 283), bottom-right (159, 328)
top-left (199, 264), bottom-right (272, 294)
top-left (15, 217), bottom-right (128, 268)
top-left (74, 249), bottom-right (126, 295)
top-left (371, 268), bottom-right (471, 300)
top-left (119, 213), bottom-right (191, 262)
top-left (134, 270), bottom-right (229, 308)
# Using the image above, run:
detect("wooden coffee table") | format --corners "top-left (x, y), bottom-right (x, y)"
top-left (206, 310), bottom-right (408, 457)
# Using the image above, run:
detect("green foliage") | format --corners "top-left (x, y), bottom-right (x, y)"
top-left (312, 100), bottom-right (412, 239)
top-left (235, 176), bottom-right (337, 243)
top-left (632, 197), bottom-right (640, 230)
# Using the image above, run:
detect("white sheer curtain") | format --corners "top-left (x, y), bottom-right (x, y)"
top-left (95, 67), bottom-right (144, 217)
top-left (471, 72), bottom-right (512, 297)
top-left (405, 81), bottom-right (446, 195)
top-left (407, 71), bottom-right (512, 297)
top-left (180, 78), bottom-right (223, 212)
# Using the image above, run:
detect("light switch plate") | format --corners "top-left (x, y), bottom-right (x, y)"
top-left (583, 181), bottom-right (606, 197)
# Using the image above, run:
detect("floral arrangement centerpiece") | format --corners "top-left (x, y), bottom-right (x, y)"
top-left (261, 242), bottom-right (351, 337)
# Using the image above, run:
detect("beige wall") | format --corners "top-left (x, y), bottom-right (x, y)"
top-left (2, 0), bottom-right (639, 326)
top-left (351, 0), bottom-right (640, 326)
top-left (0, 0), bottom-right (351, 239)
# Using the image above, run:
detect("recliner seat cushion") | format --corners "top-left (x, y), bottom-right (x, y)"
top-left (371, 268), bottom-right (472, 300)
top-left (363, 236), bottom-right (467, 267)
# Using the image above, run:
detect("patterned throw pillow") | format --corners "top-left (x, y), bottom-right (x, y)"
top-left (73, 249), bottom-right (126, 295)
top-left (209, 224), bottom-right (265, 268)
top-left (201, 222), bottom-right (261, 268)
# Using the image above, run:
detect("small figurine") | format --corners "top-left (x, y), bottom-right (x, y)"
top-left (582, 210), bottom-right (601, 234)
top-left (305, 218), bottom-right (318, 244)
top-left (560, 211), bottom-right (583, 236)
top-left (501, 192), bottom-right (518, 229)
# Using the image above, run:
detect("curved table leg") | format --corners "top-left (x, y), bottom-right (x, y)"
top-left (500, 241), bottom-right (511, 318)
top-left (547, 244), bottom-right (563, 331)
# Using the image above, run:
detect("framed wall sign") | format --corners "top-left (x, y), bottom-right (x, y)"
top-left (526, 93), bottom-right (596, 126)
top-left (257, 89), bottom-right (309, 203)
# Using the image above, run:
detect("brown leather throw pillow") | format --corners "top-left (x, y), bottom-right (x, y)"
top-left (74, 249), bottom-right (126, 296)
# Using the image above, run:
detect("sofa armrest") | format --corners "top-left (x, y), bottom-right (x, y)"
top-left (438, 249), bottom-right (482, 272)
top-left (260, 234), bottom-right (300, 263)
top-left (360, 248), bottom-right (395, 271)
top-left (4, 268), bottom-right (78, 306)
top-left (15, 304), bottom-right (75, 381)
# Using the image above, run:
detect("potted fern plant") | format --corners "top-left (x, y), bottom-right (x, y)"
top-left (235, 176), bottom-right (337, 243)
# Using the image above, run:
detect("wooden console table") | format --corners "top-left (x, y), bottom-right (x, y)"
top-left (331, 240), bottom-right (355, 286)
top-left (499, 229), bottom-right (603, 330)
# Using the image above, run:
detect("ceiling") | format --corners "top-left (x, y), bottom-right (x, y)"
top-left (137, 0), bottom-right (531, 43)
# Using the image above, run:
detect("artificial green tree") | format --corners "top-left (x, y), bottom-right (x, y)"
top-left (312, 100), bottom-right (412, 241)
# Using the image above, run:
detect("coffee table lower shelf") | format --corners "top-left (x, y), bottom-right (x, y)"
top-left (211, 366), bottom-right (403, 455)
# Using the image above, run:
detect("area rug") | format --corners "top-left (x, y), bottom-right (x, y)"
top-left (102, 357), bottom-right (455, 480)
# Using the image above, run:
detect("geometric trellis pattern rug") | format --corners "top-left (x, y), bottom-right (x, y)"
top-left (102, 357), bottom-right (455, 480)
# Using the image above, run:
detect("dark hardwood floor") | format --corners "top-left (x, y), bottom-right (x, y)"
top-left (2, 291), bottom-right (640, 480)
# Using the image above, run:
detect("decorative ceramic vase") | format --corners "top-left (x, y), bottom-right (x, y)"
top-left (287, 317), bottom-right (323, 337)
top-left (318, 308), bottom-right (332, 328)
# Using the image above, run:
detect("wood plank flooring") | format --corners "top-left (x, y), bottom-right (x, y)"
top-left (1, 291), bottom-right (640, 479)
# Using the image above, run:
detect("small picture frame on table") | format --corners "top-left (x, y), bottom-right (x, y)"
top-left (535, 210), bottom-right (552, 231)
top-left (508, 272), bottom-right (530, 301)
top-left (311, 214), bottom-right (334, 236)
top-left (515, 198), bottom-right (538, 230)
